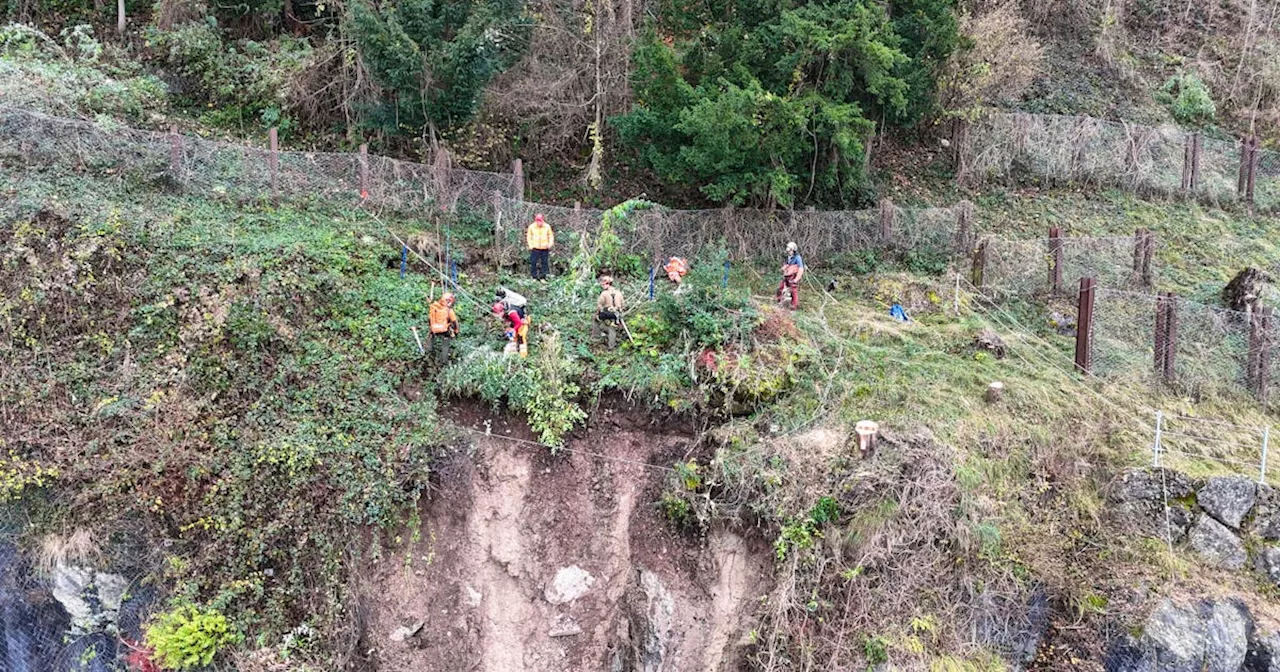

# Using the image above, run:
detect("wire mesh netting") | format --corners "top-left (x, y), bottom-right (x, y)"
top-left (493, 195), bottom-right (969, 262)
top-left (0, 106), bottom-right (520, 213)
top-left (959, 113), bottom-right (1280, 210)
top-left (1090, 288), bottom-right (1268, 403)
top-left (980, 233), bottom-right (1152, 298)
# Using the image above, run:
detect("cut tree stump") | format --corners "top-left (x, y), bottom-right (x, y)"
top-left (986, 382), bottom-right (1005, 404)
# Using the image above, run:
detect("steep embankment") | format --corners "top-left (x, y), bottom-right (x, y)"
top-left (361, 405), bottom-right (772, 671)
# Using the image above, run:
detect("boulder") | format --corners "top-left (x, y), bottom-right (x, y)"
top-left (1110, 468), bottom-right (1195, 540)
top-left (1255, 547), bottom-right (1280, 587)
top-left (1142, 599), bottom-right (1207, 672)
top-left (1203, 599), bottom-right (1251, 672)
top-left (1199, 476), bottom-right (1258, 530)
top-left (1252, 484), bottom-right (1280, 541)
top-left (1189, 515), bottom-right (1248, 570)
top-left (1248, 631), bottom-right (1280, 672)
top-left (545, 566), bottom-right (595, 605)
top-left (974, 329), bottom-right (1007, 359)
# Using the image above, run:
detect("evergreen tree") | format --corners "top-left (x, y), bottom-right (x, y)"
top-left (349, 0), bottom-right (530, 135)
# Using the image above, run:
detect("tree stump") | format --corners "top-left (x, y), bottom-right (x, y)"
top-left (986, 382), bottom-right (1004, 404)
top-left (854, 420), bottom-right (879, 459)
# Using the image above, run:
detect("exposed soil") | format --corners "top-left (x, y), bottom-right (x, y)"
top-left (360, 403), bottom-right (771, 672)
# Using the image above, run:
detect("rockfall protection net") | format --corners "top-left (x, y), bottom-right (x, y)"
top-left (1089, 287), bottom-right (1278, 405)
top-left (0, 105), bottom-right (520, 213)
top-left (492, 195), bottom-right (970, 262)
top-left (959, 112), bottom-right (1280, 210)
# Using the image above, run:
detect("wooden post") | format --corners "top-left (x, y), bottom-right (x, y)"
top-left (878, 197), bottom-right (894, 245)
top-left (169, 125), bottom-right (181, 177)
top-left (1074, 276), bottom-right (1096, 374)
top-left (572, 201), bottom-right (582, 235)
top-left (512, 158), bottom-right (524, 201)
top-left (359, 143), bottom-right (369, 199)
top-left (268, 127), bottom-right (279, 202)
top-left (1049, 226), bottom-right (1064, 295)
top-left (972, 238), bottom-right (989, 290)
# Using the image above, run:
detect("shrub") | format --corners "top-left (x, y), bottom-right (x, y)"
top-left (146, 19), bottom-right (311, 132)
top-left (145, 605), bottom-right (241, 669)
top-left (1158, 72), bottom-right (1216, 127)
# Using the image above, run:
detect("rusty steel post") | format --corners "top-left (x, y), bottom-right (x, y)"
top-left (1155, 292), bottom-right (1168, 380)
top-left (1181, 135), bottom-right (1193, 191)
top-left (1163, 293), bottom-right (1179, 382)
top-left (1247, 136), bottom-right (1259, 204)
top-left (169, 125), bottom-right (181, 177)
top-left (268, 127), bottom-right (279, 202)
top-left (1075, 277), bottom-right (1096, 374)
top-left (1142, 230), bottom-right (1156, 288)
top-left (1049, 226), bottom-right (1064, 295)
top-left (1190, 133), bottom-right (1202, 191)
top-left (972, 238), bottom-right (988, 290)
top-left (359, 143), bottom-right (369, 199)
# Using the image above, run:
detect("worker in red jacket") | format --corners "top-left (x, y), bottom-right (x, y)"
top-left (493, 302), bottom-right (529, 358)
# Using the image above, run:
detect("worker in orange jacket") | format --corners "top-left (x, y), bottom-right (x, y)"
top-left (526, 213), bottom-right (554, 280)
top-left (428, 292), bottom-right (459, 365)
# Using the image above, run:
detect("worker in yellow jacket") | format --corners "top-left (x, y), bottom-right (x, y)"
top-left (428, 292), bottom-right (459, 365)
top-left (526, 213), bottom-right (554, 280)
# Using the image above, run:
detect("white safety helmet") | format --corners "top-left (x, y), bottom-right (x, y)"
top-left (786, 241), bottom-right (798, 252)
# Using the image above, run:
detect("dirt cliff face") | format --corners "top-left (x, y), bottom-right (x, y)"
top-left (359, 406), bottom-right (772, 672)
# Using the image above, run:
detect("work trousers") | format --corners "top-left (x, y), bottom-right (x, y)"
top-left (429, 331), bottom-right (453, 365)
top-left (529, 249), bottom-right (550, 279)
top-left (593, 311), bottom-right (620, 349)
top-left (776, 279), bottom-right (799, 309)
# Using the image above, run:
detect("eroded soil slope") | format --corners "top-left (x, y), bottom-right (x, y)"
top-left (361, 408), bottom-right (772, 672)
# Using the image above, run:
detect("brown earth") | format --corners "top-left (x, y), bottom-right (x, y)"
top-left (359, 404), bottom-right (772, 672)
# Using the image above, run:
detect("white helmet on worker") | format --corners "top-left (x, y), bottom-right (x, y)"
top-left (441, 292), bottom-right (455, 305)
top-left (786, 241), bottom-right (798, 252)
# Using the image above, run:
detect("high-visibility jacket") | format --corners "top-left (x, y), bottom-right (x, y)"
top-left (429, 300), bottom-right (458, 335)
top-left (664, 257), bottom-right (688, 282)
top-left (526, 222), bottom-right (554, 250)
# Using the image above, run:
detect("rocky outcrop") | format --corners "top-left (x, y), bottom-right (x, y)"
top-left (1205, 600), bottom-right (1252, 672)
top-left (1109, 598), bottom-right (1268, 672)
top-left (1200, 477), bottom-right (1258, 530)
top-left (1252, 485), bottom-right (1280, 541)
top-left (1256, 547), bottom-right (1280, 587)
top-left (1109, 468), bottom-right (1195, 540)
top-left (1190, 515), bottom-right (1249, 570)
top-left (1249, 632), bottom-right (1280, 672)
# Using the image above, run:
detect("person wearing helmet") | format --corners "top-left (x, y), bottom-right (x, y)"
top-left (494, 286), bottom-right (528, 319)
top-left (493, 301), bottom-right (529, 358)
top-left (592, 275), bottom-right (625, 349)
top-left (526, 213), bottom-right (554, 280)
top-left (428, 292), bottom-right (459, 365)
top-left (776, 241), bottom-right (805, 310)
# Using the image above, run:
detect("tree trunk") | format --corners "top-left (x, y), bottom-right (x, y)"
top-left (117, 0), bottom-right (126, 34)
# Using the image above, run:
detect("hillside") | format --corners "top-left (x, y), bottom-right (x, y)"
top-left (5, 0), bottom-right (1280, 669)
top-left (5, 104), bottom-right (1280, 671)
